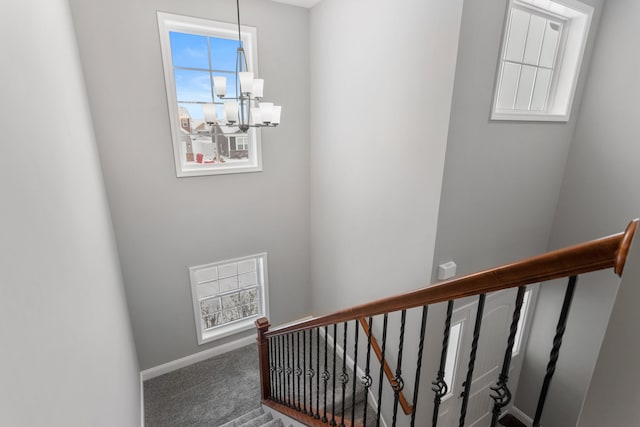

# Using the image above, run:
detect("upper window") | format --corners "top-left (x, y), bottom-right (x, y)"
top-left (157, 12), bottom-right (262, 177)
top-left (492, 0), bottom-right (593, 121)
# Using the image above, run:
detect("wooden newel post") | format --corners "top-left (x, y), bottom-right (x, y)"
top-left (256, 317), bottom-right (271, 401)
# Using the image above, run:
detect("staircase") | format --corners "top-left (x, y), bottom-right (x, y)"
top-left (220, 408), bottom-right (285, 427)
top-left (254, 220), bottom-right (639, 427)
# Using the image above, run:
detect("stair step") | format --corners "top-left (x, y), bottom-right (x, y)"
top-left (219, 408), bottom-right (265, 427)
top-left (260, 419), bottom-right (285, 427)
top-left (237, 412), bottom-right (273, 427)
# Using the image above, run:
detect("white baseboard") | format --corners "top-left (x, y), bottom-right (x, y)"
top-left (509, 405), bottom-right (533, 427)
top-left (140, 334), bottom-right (256, 381)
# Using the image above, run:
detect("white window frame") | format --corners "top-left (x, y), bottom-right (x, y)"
top-left (189, 253), bottom-right (269, 345)
top-left (491, 0), bottom-right (593, 122)
top-left (157, 12), bottom-right (262, 177)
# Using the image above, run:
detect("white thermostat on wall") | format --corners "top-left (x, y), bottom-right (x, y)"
top-left (437, 261), bottom-right (457, 280)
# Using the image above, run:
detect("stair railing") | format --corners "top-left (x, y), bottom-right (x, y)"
top-left (256, 219), bottom-right (638, 427)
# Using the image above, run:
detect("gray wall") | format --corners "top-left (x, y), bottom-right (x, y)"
top-left (309, 0), bottom-right (464, 313)
top-left (516, 0), bottom-right (640, 423)
top-left (578, 233), bottom-right (640, 426)
top-left (0, 0), bottom-right (140, 425)
top-left (431, 0), bottom-right (602, 282)
top-left (68, 0), bottom-right (311, 369)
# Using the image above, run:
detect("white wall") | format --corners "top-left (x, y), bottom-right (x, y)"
top-left (309, 0), bottom-right (464, 312)
top-left (516, 0), bottom-right (640, 424)
top-left (0, 0), bottom-right (140, 425)
top-left (68, 0), bottom-right (311, 369)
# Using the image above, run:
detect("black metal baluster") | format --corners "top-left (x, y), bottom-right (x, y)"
top-left (331, 323), bottom-right (338, 426)
top-left (391, 310), bottom-right (407, 427)
top-left (533, 276), bottom-right (577, 427)
top-left (323, 325), bottom-right (329, 423)
top-left (308, 328), bottom-right (315, 418)
top-left (376, 313), bottom-right (389, 427)
top-left (490, 287), bottom-right (527, 427)
top-left (286, 333), bottom-right (292, 407)
top-left (411, 305), bottom-right (429, 427)
top-left (362, 317), bottom-right (373, 427)
top-left (316, 328), bottom-right (321, 419)
top-left (303, 330), bottom-right (307, 414)
top-left (339, 322), bottom-right (348, 427)
top-left (296, 331), bottom-right (302, 411)
top-left (351, 319), bottom-right (359, 426)
top-left (269, 338), bottom-right (275, 400)
top-left (459, 294), bottom-right (486, 427)
top-left (432, 300), bottom-right (454, 427)
top-left (278, 335), bottom-right (284, 403)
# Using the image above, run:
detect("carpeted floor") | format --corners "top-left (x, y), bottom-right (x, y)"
top-left (144, 344), bottom-right (261, 426)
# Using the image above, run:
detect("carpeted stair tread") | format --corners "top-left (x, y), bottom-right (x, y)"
top-left (259, 419), bottom-right (285, 427)
top-left (237, 412), bottom-right (273, 427)
top-left (219, 408), bottom-right (265, 427)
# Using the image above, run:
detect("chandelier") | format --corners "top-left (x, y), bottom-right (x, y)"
top-left (203, 0), bottom-right (281, 132)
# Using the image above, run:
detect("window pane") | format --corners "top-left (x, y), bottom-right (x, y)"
top-left (169, 32), bottom-right (210, 69)
top-left (531, 68), bottom-right (552, 111)
top-left (523, 15), bottom-right (546, 66)
top-left (515, 65), bottom-right (537, 110)
top-left (444, 322), bottom-right (462, 391)
top-left (175, 69), bottom-right (213, 103)
top-left (178, 102), bottom-right (205, 122)
top-left (505, 8), bottom-right (531, 62)
top-left (210, 36), bottom-right (241, 71)
top-left (497, 62), bottom-right (521, 110)
top-left (539, 21), bottom-right (561, 68)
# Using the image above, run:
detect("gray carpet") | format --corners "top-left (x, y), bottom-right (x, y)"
top-left (144, 344), bottom-right (261, 426)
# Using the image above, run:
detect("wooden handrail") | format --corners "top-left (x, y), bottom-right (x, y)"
top-left (265, 219), bottom-right (638, 338)
top-left (358, 318), bottom-right (413, 415)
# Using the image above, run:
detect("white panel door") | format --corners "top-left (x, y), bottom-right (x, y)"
top-left (436, 288), bottom-right (536, 427)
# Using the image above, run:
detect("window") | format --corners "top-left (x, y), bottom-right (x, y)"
top-left (189, 253), bottom-right (269, 344)
top-left (157, 12), bottom-right (262, 177)
top-left (492, 0), bottom-right (593, 121)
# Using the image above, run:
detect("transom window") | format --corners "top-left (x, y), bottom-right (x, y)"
top-left (157, 12), bottom-right (262, 176)
top-left (492, 0), bottom-right (593, 122)
top-left (189, 253), bottom-right (269, 344)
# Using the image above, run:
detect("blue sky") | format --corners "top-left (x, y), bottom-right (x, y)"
top-left (170, 31), bottom-right (242, 120)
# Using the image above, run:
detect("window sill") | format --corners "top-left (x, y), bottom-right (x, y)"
top-left (198, 316), bottom-right (259, 345)
top-left (491, 111), bottom-right (569, 122)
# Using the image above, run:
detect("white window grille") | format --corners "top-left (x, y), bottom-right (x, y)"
top-left (157, 12), bottom-right (262, 176)
top-left (189, 253), bottom-right (269, 344)
top-left (492, 0), bottom-right (593, 121)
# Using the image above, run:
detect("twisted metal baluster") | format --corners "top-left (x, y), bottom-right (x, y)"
top-left (323, 325), bottom-right (329, 423)
top-left (432, 300), bottom-right (454, 427)
top-left (331, 323), bottom-right (338, 426)
top-left (296, 331), bottom-right (302, 411)
top-left (339, 322), bottom-right (349, 427)
top-left (316, 328), bottom-right (321, 419)
top-left (286, 333), bottom-right (292, 407)
top-left (303, 330), bottom-right (307, 414)
top-left (362, 317), bottom-right (373, 427)
top-left (391, 310), bottom-right (407, 427)
top-left (490, 287), bottom-right (526, 427)
top-left (351, 319), bottom-right (359, 426)
top-left (278, 335), bottom-right (284, 404)
top-left (411, 305), bottom-right (429, 427)
top-left (459, 294), bottom-right (486, 427)
top-left (268, 338), bottom-right (275, 400)
top-left (533, 276), bottom-right (577, 427)
top-left (308, 328), bottom-right (315, 418)
top-left (376, 313), bottom-right (389, 427)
